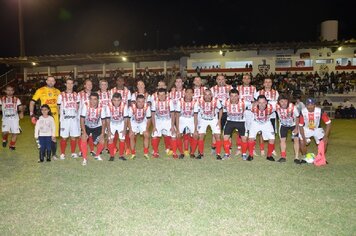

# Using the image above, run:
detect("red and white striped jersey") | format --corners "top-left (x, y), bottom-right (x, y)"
top-left (193, 86), bottom-right (207, 99)
top-left (78, 90), bottom-right (91, 113)
top-left (106, 103), bottom-right (128, 124)
top-left (110, 87), bottom-right (131, 104)
top-left (194, 98), bottom-right (222, 120)
top-left (169, 89), bottom-right (185, 108)
top-left (176, 98), bottom-right (197, 118)
top-left (0, 96), bottom-right (21, 121)
top-left (211, 85), bottom-right (232, 103)
top-left (276, 103), bottom-right (299, 127)
top-left (128, 103), bottom-right (151, 123)
top-left (57, 92), bottom-right (79, 120)
top-left (237, 85), bottom-right (256, 109)
top-left (251, 103), bottom-right (275, 123)
top-left (151, 98), bottom-right (175, 120)
top-left (299, 107), bottom-right (331, 130)
top-left (254, 89), bottom-right (279, 103)
top-left (224, 99), bottom-right (246, 122)
top-left (131, 91), bottom-right (149, 103)
top-left (80, 104), bottom-right (106, 129)
top-left (98, 91), bottom-right (111, 108)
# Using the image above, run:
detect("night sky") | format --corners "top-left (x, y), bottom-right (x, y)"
top-left (0, 0), bottom-right (355, 57)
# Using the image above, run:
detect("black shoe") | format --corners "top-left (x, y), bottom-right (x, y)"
top-left (196, 154), bottom-right (203, 159)
top-left (179, 154), bottom-right (184, 159)
top-left (9, 146), bottom-right (16, 151)
top-left (266, 156), bottom-right (275, 161)
top-left (190, 154), bottom-right (195, 159)
top-left (119, 156), bottom-right (127, 161)
top-left (216, 155), bottom-right (222, 160)
top-left (300, 159), bottom-right (307, 164)
top-left (294, 159), bottom-right (301, 164)
top-left (46, 151), bottom-right (51, 162)
top-left (109, 157), bottom-right (115, 161)
top-left (2, 141), bottom-right (7, 148)
top-left (90, 151), bottom-right (96, 156)
top-left (38, 159), bottom-right (44, 163)
top-left (277, 158), bottom-right (286, 162)
top-left (247, 156), bottom-right (253, 161)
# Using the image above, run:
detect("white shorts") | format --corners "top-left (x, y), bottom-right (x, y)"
top-left (244, 110), bottom-right (253, 135)
top-left (1, 119), bottom-right (20, 134)
top-left (109, 122), bottom-right (125, 140)
top-left (300, 127), bottom-right (325, 144)
top-left (131, 121), bottom-right (148, 135)
top-left (60, 118), bottom-right (80, 138)
top-left (249, 121), bottom-right (275, 140)
top-left (152, 119), bottom-right (174, 137)
top-left (179, 117), bottom-right (195, 134)
top-left (198, 118), bottom-right (220, 134)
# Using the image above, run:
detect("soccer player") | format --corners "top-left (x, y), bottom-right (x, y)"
top-left (247, 95), bottom-right (276, 161)
top-left (0, 85), bottom-right (23, 150)
top-left (299, 98), bottom-right (331, 161)
top-left (98, 79), bottom-right (111, 109)
top-left (127, 94), bottom-right (152, 159)
top-left (222, 89), bottom-right (248, 160)
top-left (170, 77), bottom-right (185, 110)
top-left (57, 78), bottom-right (80, 159)
top-left (175, 87), bottom-right (198, 158)
top-left (131, 80), bottom-right (150, 103)
top-left (106, 93), bottom-right (128, 161)
top-left (80, 93), bottom-right (106, 166)
top-left (30, 76), bottom-right (61, 159)
top-left (236, 74), bottom-right (256, 155)
top-left (275, 94), bottom-right (300, 163)
top-left (192, 76), bottom-right (207, 99)
top-left (151, 88), bottom-right (176, 158)
top-left (254, 77), bottom-right (279, 156)
top-left (194, 89), bottom-right (223, 160)
top-left (110, 76), bottom-right (131, 104)
top-left (148, 80), bottom-right (168, 104)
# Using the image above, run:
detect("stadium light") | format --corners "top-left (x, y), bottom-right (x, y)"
top-left (122, 56), bottom-right (127, 61)
top-left (219, 50), bottom-right (223, 55)
top-left (31, 62), bottom-right (37, 66)
top-left (338, 46), bottom-right (343, 51)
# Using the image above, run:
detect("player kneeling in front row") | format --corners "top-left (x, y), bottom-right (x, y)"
top-left (222, 89), bottom-right (248, 160)
top-left (248, 95), bottom-right (275, 161)
top-left (194, 89), bottom-right (223, 160)
top-left (80, 93), bottom-right (106, 166)
top-left (299, 98), bottom-right (331, 163)
top-left (151, 88), bottom-right (177, 158)
top-left (128, 95), bottom-right (152, 159)
top-left (106, 93), bottom-right (128, 161)
top-left (275, 94), bottom-right (300, 163)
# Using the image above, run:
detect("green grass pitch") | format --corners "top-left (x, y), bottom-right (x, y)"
top-left (0, 118), bottom-right (355, 235)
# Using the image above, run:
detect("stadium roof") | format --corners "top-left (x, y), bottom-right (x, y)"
top-left (1, 40), bottom-right (355, 67)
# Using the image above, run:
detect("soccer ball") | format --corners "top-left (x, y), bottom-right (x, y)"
top-left (305, 153), bottom-right (315, 164)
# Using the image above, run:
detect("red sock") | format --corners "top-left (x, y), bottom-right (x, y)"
top-left (152, 137), bottom-right (160, 154)
top-left (183, 134), bottom-right (190, 151)
top-left (223, 140), bottom-right (231, 154)
top-left (119, 141), bottom-right (125, 156)
top-left (81, 140), bottom-right (88, 159)
top-left (236, 135), bottom-right (242, 148)
top-left (163, 136), bottom-right (171, 150)
top-left (60, 139), bottom-right (67, 155)
top-left (216, 140), bottom-right (221, 155)
top-left (3, 133), bottom-right (8, 142)
top-left (248, 140), bottom-right (256, 156)
top-left (281, 151), bottom-right (286, 158)
top-left (144, 147), bottom-right (149, 154)
top-left (125, 133), bottom-right (130, 150)
top-left (171, 139), bottom-right (177, 154)
top-left (108, 142), bottom-right (116, 157)
top-left (9, 140), bottom-right (16, 147)
top-left (260, 141), bottom-right (265, 151)
top-left (88, 136), bottom-right (94, 152)
top-left (190, 138), bottom-right (198, 154)
top-left (241, 141), bottom-right (248, 155)
top-left (70, 139), bottom-right (76, 153)
top-left (96, 143), bottom-right (105, 156)
top-left (177, 137), bottom-right (184, 154)
top-left (267, 143), bottom-right (275, 156)
top-left (198, 140), bottom-right (204, 154)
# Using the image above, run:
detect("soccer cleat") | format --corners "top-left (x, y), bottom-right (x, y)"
top-left (119, 156), bottom-right (127, 161)
top-left (277, 158), bottom-right (286, 163)
top-left (242, 154), bottom-right (248, 161)
top-left (130, 154), bottom-right (136, 160)
top-left (216, 155), bottom-right (223, 160)
top-left (294, 159), bottom-right (301, 164)
top-left (2, 141), bottom-right (7, 148)
top-left (109, 157), bottom-right (115, 161)
top-left (90, 151), bottom-right (96, 157)
top-left (173, 154), bottom-right (178, 159)
top-left (9, 146), bottom-right (16, 151)
top-left (190, 153), bottom-right (196, 159)
top-left (300, 159), bottom-right (307, 164)
top-left (247, 155), bottom-right (254, 161)
top-left (95, 155), bottom-right (103, 161)
top-left (272, 150), bottom-right (277, 157)
top-left (184, 150), bottom-right (190, 157)
top-left (223, 154), bottom-right (230, 160)
top-left (60, 154), bottom-right (66, 160)
top-left (166, 149), bottom-right (173, 156)
top-left (260, 150), bottom-right (265, 156)
top-left (196, 154), bottom-right (203, 159)
top-left (71, 153), bottom-right (78, 159)
top-left (266, 156), bottom-right (275, 161)
top-left (211, 147), bottom-right (216, 155)
top-left (52, 155), bottom-right (57, 161)
top-left (153, 153), bottom-right (160, 158)
top-left (82, 159), bottom-right (87, 166)
top-left (143, 154), bottom-right (150, 160)
top-left (179, 154), bottom-right (184, 159)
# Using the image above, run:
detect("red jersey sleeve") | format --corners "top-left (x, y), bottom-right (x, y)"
top-left (322, 112), bottom-right (331, 124)
top-left (299, 114), bottom-right (305, 126)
